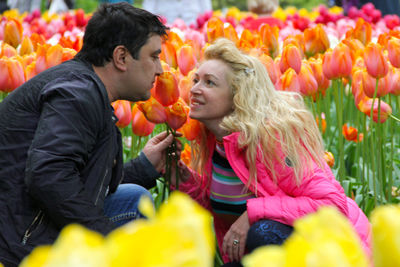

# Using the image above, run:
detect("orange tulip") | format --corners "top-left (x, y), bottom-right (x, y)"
top-left (223, 23), bottom-right (239, 45)
top-left (180, 143), bottom-right (192, 167)
top-left (35, 44), bottom-right (64, 74)
top-left (358, 98), bottom-right (392, 123)
top-left (308, 57), bottom-right (330, 95)
top-left (388, 67), bottom-right (400, 95)
top-left (131, 104), bottom-right (155, 136)
top-left (29, 33), bottom-right (46, 51)
top-left (25, 62), bottom-right (37, 81)
top-left (206, 17), bottom-right (224, 43)
top-left (0, 57), bottom-right (25, 92)
top-left (62, 48), bottom-right (77, 62)
top-left (161, 41), bottom-right (177, 69)
top-left (178, 114), bottom-right (201, 141)
top-left (316, 113), bottom-right (327, 134)
top-left (238, 29), bottom-right (259, 51)
top-left (304, 24), bottom-right (330, 58)
top-left (280, 44), bottom-right (302, 74)
top-left (324, 151), bottom-right (335, 167)
top-left (177, 44), bottom-right (197, 76)
top-left (322, 43), bottom-right (352, 79)
top-left (165, 99), bottom-right (188, 130)
top-left (342, 38), bottom-right (365, 63)
top-left (137, 97), bottom-right (167, 124)
top-left (351, 68), bottom-right (366, 106)
top-left (345, 18), bottom-right (372, 45)
top-left (361, 69), bottom-right (390, 98)
top-left (259, 54), bottom-right (278, 84)
top-left (282, 35), bottom-right (305, 58)
top-left (279, 68), bottom-right (300, 92)
top-left (298, 61), bottom-right (318, 100)
top-left (342, 124), bottom-right (363, 142)
top-left (259, 24), bottom-right (279, 58)
top-left (4, 18), bottom-right (23, 48)
top-left (363, 43), bottom-right (388, 79)
top-left (153, 71), bottom-right (180, 107)
top-left (19, 36), bottom-right (34, 56)
top-left (111, 100), bottom-right (132, 128)
top-left (387, 37), bottom-right (400, 68)
top-left (178, 70), bottom-right (195, 105)
top-left (1, 43), bottom-right (18, 58)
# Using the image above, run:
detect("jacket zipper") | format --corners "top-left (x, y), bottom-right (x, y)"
top-left (95, 168), bottom-right (108, 205)
top-left (21, 210), bottom-right (43, 245)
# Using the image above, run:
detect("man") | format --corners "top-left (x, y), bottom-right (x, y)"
top-left (0, 3), bottom-right (172, 266)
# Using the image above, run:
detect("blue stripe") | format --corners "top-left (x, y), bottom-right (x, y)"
top-left (210, 195), bottom-right (248, 205)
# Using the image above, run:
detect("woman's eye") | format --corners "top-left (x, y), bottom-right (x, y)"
top-left (206, 80), bottom-right (215, 86)
top-left (192, 78), bottom-right (199, 84)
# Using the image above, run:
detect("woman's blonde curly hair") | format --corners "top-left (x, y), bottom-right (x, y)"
top-left (190, 38), bottom-right (325, 190)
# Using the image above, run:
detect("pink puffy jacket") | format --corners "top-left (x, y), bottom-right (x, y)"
top-left (178, 132), bottom-right (371, 262)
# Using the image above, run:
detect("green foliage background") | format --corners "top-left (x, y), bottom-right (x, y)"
top-left (74, 0), bottom-right (329, 14)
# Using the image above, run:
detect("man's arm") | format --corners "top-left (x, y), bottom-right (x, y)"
top-left (25, 78), bottom-right (116, 235)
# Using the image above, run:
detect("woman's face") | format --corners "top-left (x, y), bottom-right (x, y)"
top-left (189, 59), bottom-right (234, 125)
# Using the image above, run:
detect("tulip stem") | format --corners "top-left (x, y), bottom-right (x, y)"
top-left (389, 114), bottom-right (400, 122)
top-left (370, 79), bottom-right (378, 205)
top-left (333, 79), bottom-right (345, 182)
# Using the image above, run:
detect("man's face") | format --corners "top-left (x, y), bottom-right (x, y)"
top-left (123, 35), bottom-right (163, 102)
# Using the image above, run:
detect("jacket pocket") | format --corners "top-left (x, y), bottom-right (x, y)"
top-left (21, 210), bottom-right (44, 246)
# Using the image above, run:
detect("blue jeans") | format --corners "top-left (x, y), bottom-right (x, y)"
top-left (222, 220), bottom-right (293, 267)
top-left (103, 184), bottom-right (153, 226)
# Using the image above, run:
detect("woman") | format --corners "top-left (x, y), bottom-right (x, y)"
top-left (176, 38), bottom-right (370, 265)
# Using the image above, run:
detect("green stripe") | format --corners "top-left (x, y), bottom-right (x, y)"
top-left (211, 191), bottom-right (253, 199)
top-left (212, 170), bottom-right (240, 181)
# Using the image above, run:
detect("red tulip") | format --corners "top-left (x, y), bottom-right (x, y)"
top-left (153, 71), bottom-right (179, 106)
top-left (131, 104), bottom-right (155, 136)
top-left (342, 124), bottom-right (363, 142)
top-left (363, 43), bottom-right (388, 79)
top-left (165, 99), bottom-right (188, 130)
top-left (361, 69), bottom-right (390, 98)
top-left (280, 44), bottom-right (302, 74)
top-left (358, 98), bottom-right (392, 123)
top-left (178, 71), bottom-right (194, 105)
top-left (111, 100), bottom-right (132, 128)
top-left (177, 44), bottom-right (197, 76)
top-left (137, 97), bottom-right (167, 124)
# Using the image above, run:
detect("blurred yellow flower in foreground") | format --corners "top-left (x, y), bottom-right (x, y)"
top-left (243, 207), bottom-right (369, 267)
top-left (371, 205), bottom-right (400, 267)
top-left (19, 192), bottom-right (214, 267)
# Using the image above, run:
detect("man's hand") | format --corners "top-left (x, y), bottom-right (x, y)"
top-left (142, 131), bottom-right (177, 173)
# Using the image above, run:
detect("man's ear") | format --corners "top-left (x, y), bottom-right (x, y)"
top-left (112, 45), bottom-right (129, 72)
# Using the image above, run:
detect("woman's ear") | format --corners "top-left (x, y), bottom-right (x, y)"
top-left (112, 45), bottom-right (129, 72)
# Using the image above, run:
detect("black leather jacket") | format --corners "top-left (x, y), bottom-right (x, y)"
top-left (0, 58), bottom-right (158, 266)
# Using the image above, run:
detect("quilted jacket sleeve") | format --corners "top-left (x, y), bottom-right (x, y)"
top-left (246, 163), bottom-right (348, 226)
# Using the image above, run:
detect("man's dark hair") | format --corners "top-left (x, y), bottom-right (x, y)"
top-left (76, 3), bottom-right (168, 66)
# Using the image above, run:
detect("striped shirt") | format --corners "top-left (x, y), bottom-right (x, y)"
top-left (210, 143), bottom-right (255, 216)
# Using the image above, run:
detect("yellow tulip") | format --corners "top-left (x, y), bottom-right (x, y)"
top-left (371, 205), bottom-right (400, 267)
